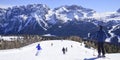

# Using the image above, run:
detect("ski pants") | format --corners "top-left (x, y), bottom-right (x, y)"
top-left (36, 50), bottom-right (40, 56)
top-left (98, 42), bottom-right (105, 56)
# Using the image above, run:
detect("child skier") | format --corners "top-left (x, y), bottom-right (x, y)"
top-left (35, 44), bottom-right (42, 56)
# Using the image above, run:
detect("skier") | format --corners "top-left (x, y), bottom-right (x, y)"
top-left (95, 25), bottom-right (108, 57)
top-left (71, 45), bottom-right (73, 48)
top-left (35, 44), bottom-right (42, 56)
top-left (66, 47), bottom-right (68, 52)
top-left (62, 47), bottom-right (66, 54)
top-left (51, 43), bottom-right (53, 46)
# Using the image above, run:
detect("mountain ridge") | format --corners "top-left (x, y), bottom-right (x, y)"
top-left (0, 4), bottom-right (120, 44)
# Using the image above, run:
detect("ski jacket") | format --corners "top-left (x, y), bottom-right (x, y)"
top-left (36, 44), bottom-right (41, 50)
top-left (95, 29), bottom-right (108, 42)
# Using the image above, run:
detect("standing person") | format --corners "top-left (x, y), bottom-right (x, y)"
top-left (35, 44), bottom-right (42, 56)
top-left (62, 47), bottom-right (66, 54)
top-left (95, 25), bottom-right (108, 57)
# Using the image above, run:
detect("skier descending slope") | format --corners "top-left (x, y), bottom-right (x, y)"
top-left (35, 44), bottom-right (42, 56)
top-left (62, 47), bottom-right (66, 54)
top-left (95, 25), bottom-right (108, 57)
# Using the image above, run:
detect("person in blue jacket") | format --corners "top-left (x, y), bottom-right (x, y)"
top-left (35, 44), bottom-right (42, 56)
top-left (95, 25), bottom-right (108, 57)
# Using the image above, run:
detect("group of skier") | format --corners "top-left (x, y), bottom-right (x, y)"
top-left (36, 25), bottom-right (108, 57)
top-left (62, 47), bottom-right (68, 54)
top-left (35, 43), bottom-right (71, 56)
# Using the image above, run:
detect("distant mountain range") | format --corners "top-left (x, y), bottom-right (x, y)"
top-left (0, 4), bottom-right (120, 44)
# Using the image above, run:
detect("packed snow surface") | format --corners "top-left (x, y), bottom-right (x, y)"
top-left (0, 40), bottom-right (119, 60)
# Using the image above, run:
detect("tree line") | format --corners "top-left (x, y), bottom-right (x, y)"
top-left (0, 35), bottom-right (120, 53)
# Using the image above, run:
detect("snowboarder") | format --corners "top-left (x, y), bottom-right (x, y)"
top-left (95, 25), bottom-right (108, 57)
top-left (35, 44), bottom-right (42, 56)
top-left (62, 47), bottom-right (66, 54)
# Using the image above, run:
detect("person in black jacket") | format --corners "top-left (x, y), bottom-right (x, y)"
top-left (62, 47), bottom-right (66, 54)
top-left (95, 25), bottom-right (108, 57)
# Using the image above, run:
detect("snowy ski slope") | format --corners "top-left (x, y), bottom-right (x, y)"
top-left (0, 40), bottom-right (120, 60)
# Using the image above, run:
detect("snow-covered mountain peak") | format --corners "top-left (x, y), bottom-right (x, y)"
top-left (49, 5), bottom-right (96, 23)
top-left (54, 5), bottom-right (95, 15)
top-left (0, 4), bottom-right (120, 41)
top-left (92, 11), bottom-right (120, 23)
top-left (117, 8), bottom-right (120, 13)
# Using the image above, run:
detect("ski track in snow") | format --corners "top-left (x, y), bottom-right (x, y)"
top-left (0, 40), bottom-right (119, 60)
top-left (106, 25), bottom-right (119, 42)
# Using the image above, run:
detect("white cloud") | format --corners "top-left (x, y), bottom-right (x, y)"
top-left (0, 4), bottom-right (13, 8)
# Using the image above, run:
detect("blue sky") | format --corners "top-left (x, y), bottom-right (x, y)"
top-left (0, 0), bottom-right (119, 12)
